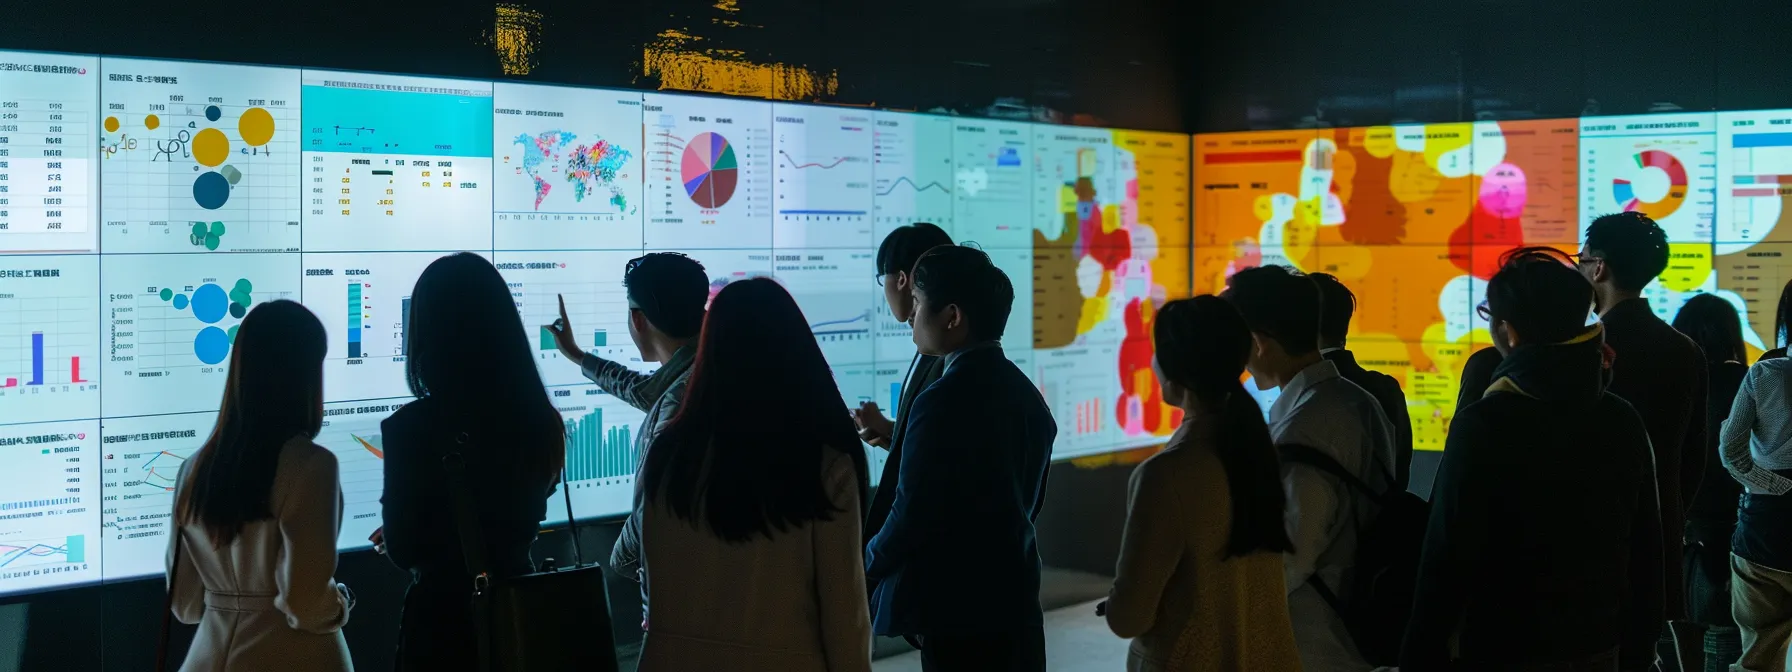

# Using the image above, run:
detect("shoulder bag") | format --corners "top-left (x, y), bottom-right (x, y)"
top-left (439, 430), bottom-right (619, 672)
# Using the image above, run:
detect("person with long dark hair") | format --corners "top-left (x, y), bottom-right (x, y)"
top-left (166, 300), bottom-right (353, 671)
top-left (633, 277), bottom-right (872, 672)
top-left (1403, 249), bottom-right (1662, 671)
top-left (1674, 294), bottom-right (1751, 670)
top-left (1102, 296), bottom-right (1298, 671)
top-left (379, 252), bottom-right (566, 672)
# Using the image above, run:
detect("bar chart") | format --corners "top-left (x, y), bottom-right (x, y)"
top-left (494, 251), bottom-right (643, 387)
top-left (549, 385), bottom-right (646, 522)
top-left (564, 405), bottom-right (635, 482)
top-left (0, 255), bottom-right (100, 425)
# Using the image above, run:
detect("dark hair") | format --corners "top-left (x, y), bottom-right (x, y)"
top-left (178, 300), bottom-right (326, 547)
top-left (911, 245), bottom-right (1014, 341)
top-left (624, 252), bottom-right (709, 339)
top-left (1486, 253), bottom-right (1595, 344)
top-left (1776, 278), bottom-right (1792, 348)
top-left (1673, 294), bottom-right (1745, 364)
top-left (405, 253), bottom-right (565, 482)
top-left (876, 222), bottom-right (954, 276)
top-left (1584, 212), bottom-right (1670, 291)
top-left (642, 278), bottom-right (870, 542)
top-left (1309, 272), bottom-right (1355, 346)
top-left (1220, 265), bottom-right (1320, 356)
top-left (1154, 296), bottom-right (1295, 557)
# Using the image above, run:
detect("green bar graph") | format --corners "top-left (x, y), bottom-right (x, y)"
top-left (565, 407), bottom-right (633, 481)
top-left (65, 535), bottom-right (84, 563)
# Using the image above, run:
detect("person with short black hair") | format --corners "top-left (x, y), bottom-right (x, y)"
top-left (854, 223), bottom-right (954, 544)
top-left (1311, 272), bottom-right (1413, 491)
top-left (866, 245), bottom-right (1056, 672)
top-left (1674, 294), bottom-right (1751, 670)
top-left (542, 252), bottom-right (708, 616)
top-left (1579, 212), bottom-right (1709, 651)
top-left (1221, 265), bottom-right (1395, 672)
top-left (1403, 248), bottom-right (1663, 672)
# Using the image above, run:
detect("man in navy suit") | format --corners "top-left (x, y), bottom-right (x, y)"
top-left (865, 245), bottom-right (1057, 672)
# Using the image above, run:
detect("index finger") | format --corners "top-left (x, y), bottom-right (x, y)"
top-left (557, 294), bottom-right (570, 325)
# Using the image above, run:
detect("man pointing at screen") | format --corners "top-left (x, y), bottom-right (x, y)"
top-left (543, 252), bottom-right (709, 620)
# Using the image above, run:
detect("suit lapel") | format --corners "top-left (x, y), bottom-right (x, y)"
top-left (889, 354), bottom-right (943, 450)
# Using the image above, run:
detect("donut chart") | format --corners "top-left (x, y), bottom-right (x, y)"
top-left (681, 131), bottom-right (740, 209)
top-left (1611, 149), bottom-right (1688, 220)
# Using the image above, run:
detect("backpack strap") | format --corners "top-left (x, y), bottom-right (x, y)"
top-left (1277, 442), bottom-right (1379, 618)
top-left (439, 431), bottom-right (495, 672)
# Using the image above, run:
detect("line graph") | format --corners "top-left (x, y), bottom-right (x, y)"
top-left (811, 310), bottom-right (871, 337)
top-left (779, 150), bottom-right (851, 170)
top-left (0, 535), bottom-right (83, 569)
top-left (877, 176), bottom-right (951, 196)
top-left (135, 450), bottom-right (187, 492)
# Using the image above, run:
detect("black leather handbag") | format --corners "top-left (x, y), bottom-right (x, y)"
top-left (439, 430), bottom-right (619, 672)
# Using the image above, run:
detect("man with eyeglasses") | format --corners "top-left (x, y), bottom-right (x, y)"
top-left (543, 252), bottom-right (709, 623)
top-left (1578, 212), bottom-right (1709, 670)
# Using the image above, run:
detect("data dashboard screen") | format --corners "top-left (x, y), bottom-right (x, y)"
top-left (0, 50), bottom-right (1192, 597)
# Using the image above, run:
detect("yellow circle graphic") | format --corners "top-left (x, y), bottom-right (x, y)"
top-left (103, 117), bottom-right (119, 133)
top-left (144, 115), bottom-right (161, 130)
top-left (238, 107), bottom-right (275, 147)
top-left (192, 128), bottom-right (230, 168)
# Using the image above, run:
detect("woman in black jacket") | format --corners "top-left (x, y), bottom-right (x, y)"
top-left (378, 252), bottom-right (566, 672)
top-left (1673, 293), bottom-right (1752, 671)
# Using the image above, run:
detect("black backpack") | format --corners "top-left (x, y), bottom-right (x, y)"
top-left (1277, 443), bottom-right (1429, 667)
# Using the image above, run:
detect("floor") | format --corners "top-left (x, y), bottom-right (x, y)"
top-left (871, 599), bottom-right (1129, 671)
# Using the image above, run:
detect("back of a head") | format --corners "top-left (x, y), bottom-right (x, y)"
top-left (876, 222), bottom-right (954, 276)
top-left (647, 277), bottom-right (867, 542)
top-left (1584, 212), bottom-right (1670, 291)
top-left (405, 253), bottom-right (562, 474)
top-left (1221, 265), bottom-right (1321, 356)
top-left (910, 245), bottom-right (1014, 341)
top-left (182, 299), bottom-right (327, 546)
top-left (623, 252), bottom-right (709, 339)
top-left (1672, 293), bottom-right (1745, 364)
top-left (1309, 272), bottom-right (1355, 347)
top-left (1152, 296), bottom-right (1294, 557)
top-left (1486, 255), bottom-right (1595, 344)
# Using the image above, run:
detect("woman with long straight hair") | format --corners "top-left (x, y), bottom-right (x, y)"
top-left (1675, 293), bottom-right (1751, 670)
top-left (632, 277), bottom-right (873, 672)
top-left (167, 299), bottom-right (353, 671)
top-left (1103, 295), bottom-right (1300, 672)
top-left (379, 252), bottom-right (566, 672)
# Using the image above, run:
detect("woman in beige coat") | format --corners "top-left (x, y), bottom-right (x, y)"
top-left (166, 300), bottom-right (354, 671)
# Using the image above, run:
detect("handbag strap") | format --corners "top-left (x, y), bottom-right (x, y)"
top-left (437, 431), bottom-right (495, 672)
top-left (156, 532), bottom-right (182, 672)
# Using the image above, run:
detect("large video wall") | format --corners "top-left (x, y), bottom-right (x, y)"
top-left (0, 51), bottom-right (1190, 596)
top-left (1195, 115), bottom-right (1783, 452)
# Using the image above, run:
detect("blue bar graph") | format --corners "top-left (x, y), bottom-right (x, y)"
top-left (347, 284), bottom-right (363, 359)
top-left (1734, 133), bottom-right (1792, 149)
top-left (27, 332), bottom-right (42, 386)
top-left (889, 382), bottom-right (900, 413)
top-left (401, 296), bottom-right (411, 356)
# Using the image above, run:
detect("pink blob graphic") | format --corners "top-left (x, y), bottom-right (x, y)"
top-left (1477, 162), bottom-right (1528, 220)
top-left (1122, 394), bottom-right (1146, 435)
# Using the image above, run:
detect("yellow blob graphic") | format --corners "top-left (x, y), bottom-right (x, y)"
top-left (238, 107), bottom-right (276, 147)
top-left (1101, 204), bottom-right (1120, 234)
top-left (1057, 185), bottom-right (1077, 214)
top-left (1252, 195), bottom-right (1276, 222)
top-left (144, 115), bottom-right (161, 130)
top-left (192, 128), bottom-right (230, 168)
top-left (1420, 123), bottom-right (1473, 172)
top-left (103, 117), bottom-right (119, 133)
top-left (1659, 242), bottom-right (1713, 292)
top-left (1360, 126), bottom-right (1398, 159)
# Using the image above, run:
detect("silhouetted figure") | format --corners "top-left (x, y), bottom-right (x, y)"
top-left (634, 277), bottom-right (872, 672)
top-left (854, 222), bottom-right (954, 543)
top-left (1103, 296), bottom-right (1300, 672)
top-left (866, 246), bottom-right (1056, 672)
top-left (167, 300), bottom-right (353, 672)
top-left (1578, 212), bottom-right (1707, 658)
top-left (1674, 294), bottom-right (1750, 671)
top-left (1403, 248), bottom-right (1662, 672)
top-left (380, 253), bottom-right (566, 672)
top-left (1222, 265), bottom-right (1395, 672)
top-left (1312, 272), bottom-right (1413, 491)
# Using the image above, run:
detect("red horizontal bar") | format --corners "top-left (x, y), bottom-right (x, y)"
top-left (1204, 150), bottom-right (1304, 165)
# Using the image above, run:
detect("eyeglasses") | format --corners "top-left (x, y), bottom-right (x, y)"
top-left (1569, 252), bottom-right (1603, 266)
top-left (1475, 301), bottom-right (1492, 322)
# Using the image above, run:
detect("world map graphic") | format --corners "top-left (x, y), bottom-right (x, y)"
top-left (513, 131), bottom-right (633, 211)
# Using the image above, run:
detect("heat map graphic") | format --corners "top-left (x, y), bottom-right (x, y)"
top-left (1194, 120), bottom-right (1581, 450)
top-left (1032, 129), bottom-right (1189, 457)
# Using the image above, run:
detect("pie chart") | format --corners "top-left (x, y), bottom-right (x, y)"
top-left (681, 132), bottom-right (739, 209)
top-left (1611, 149), bottom-right (1688, 220)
